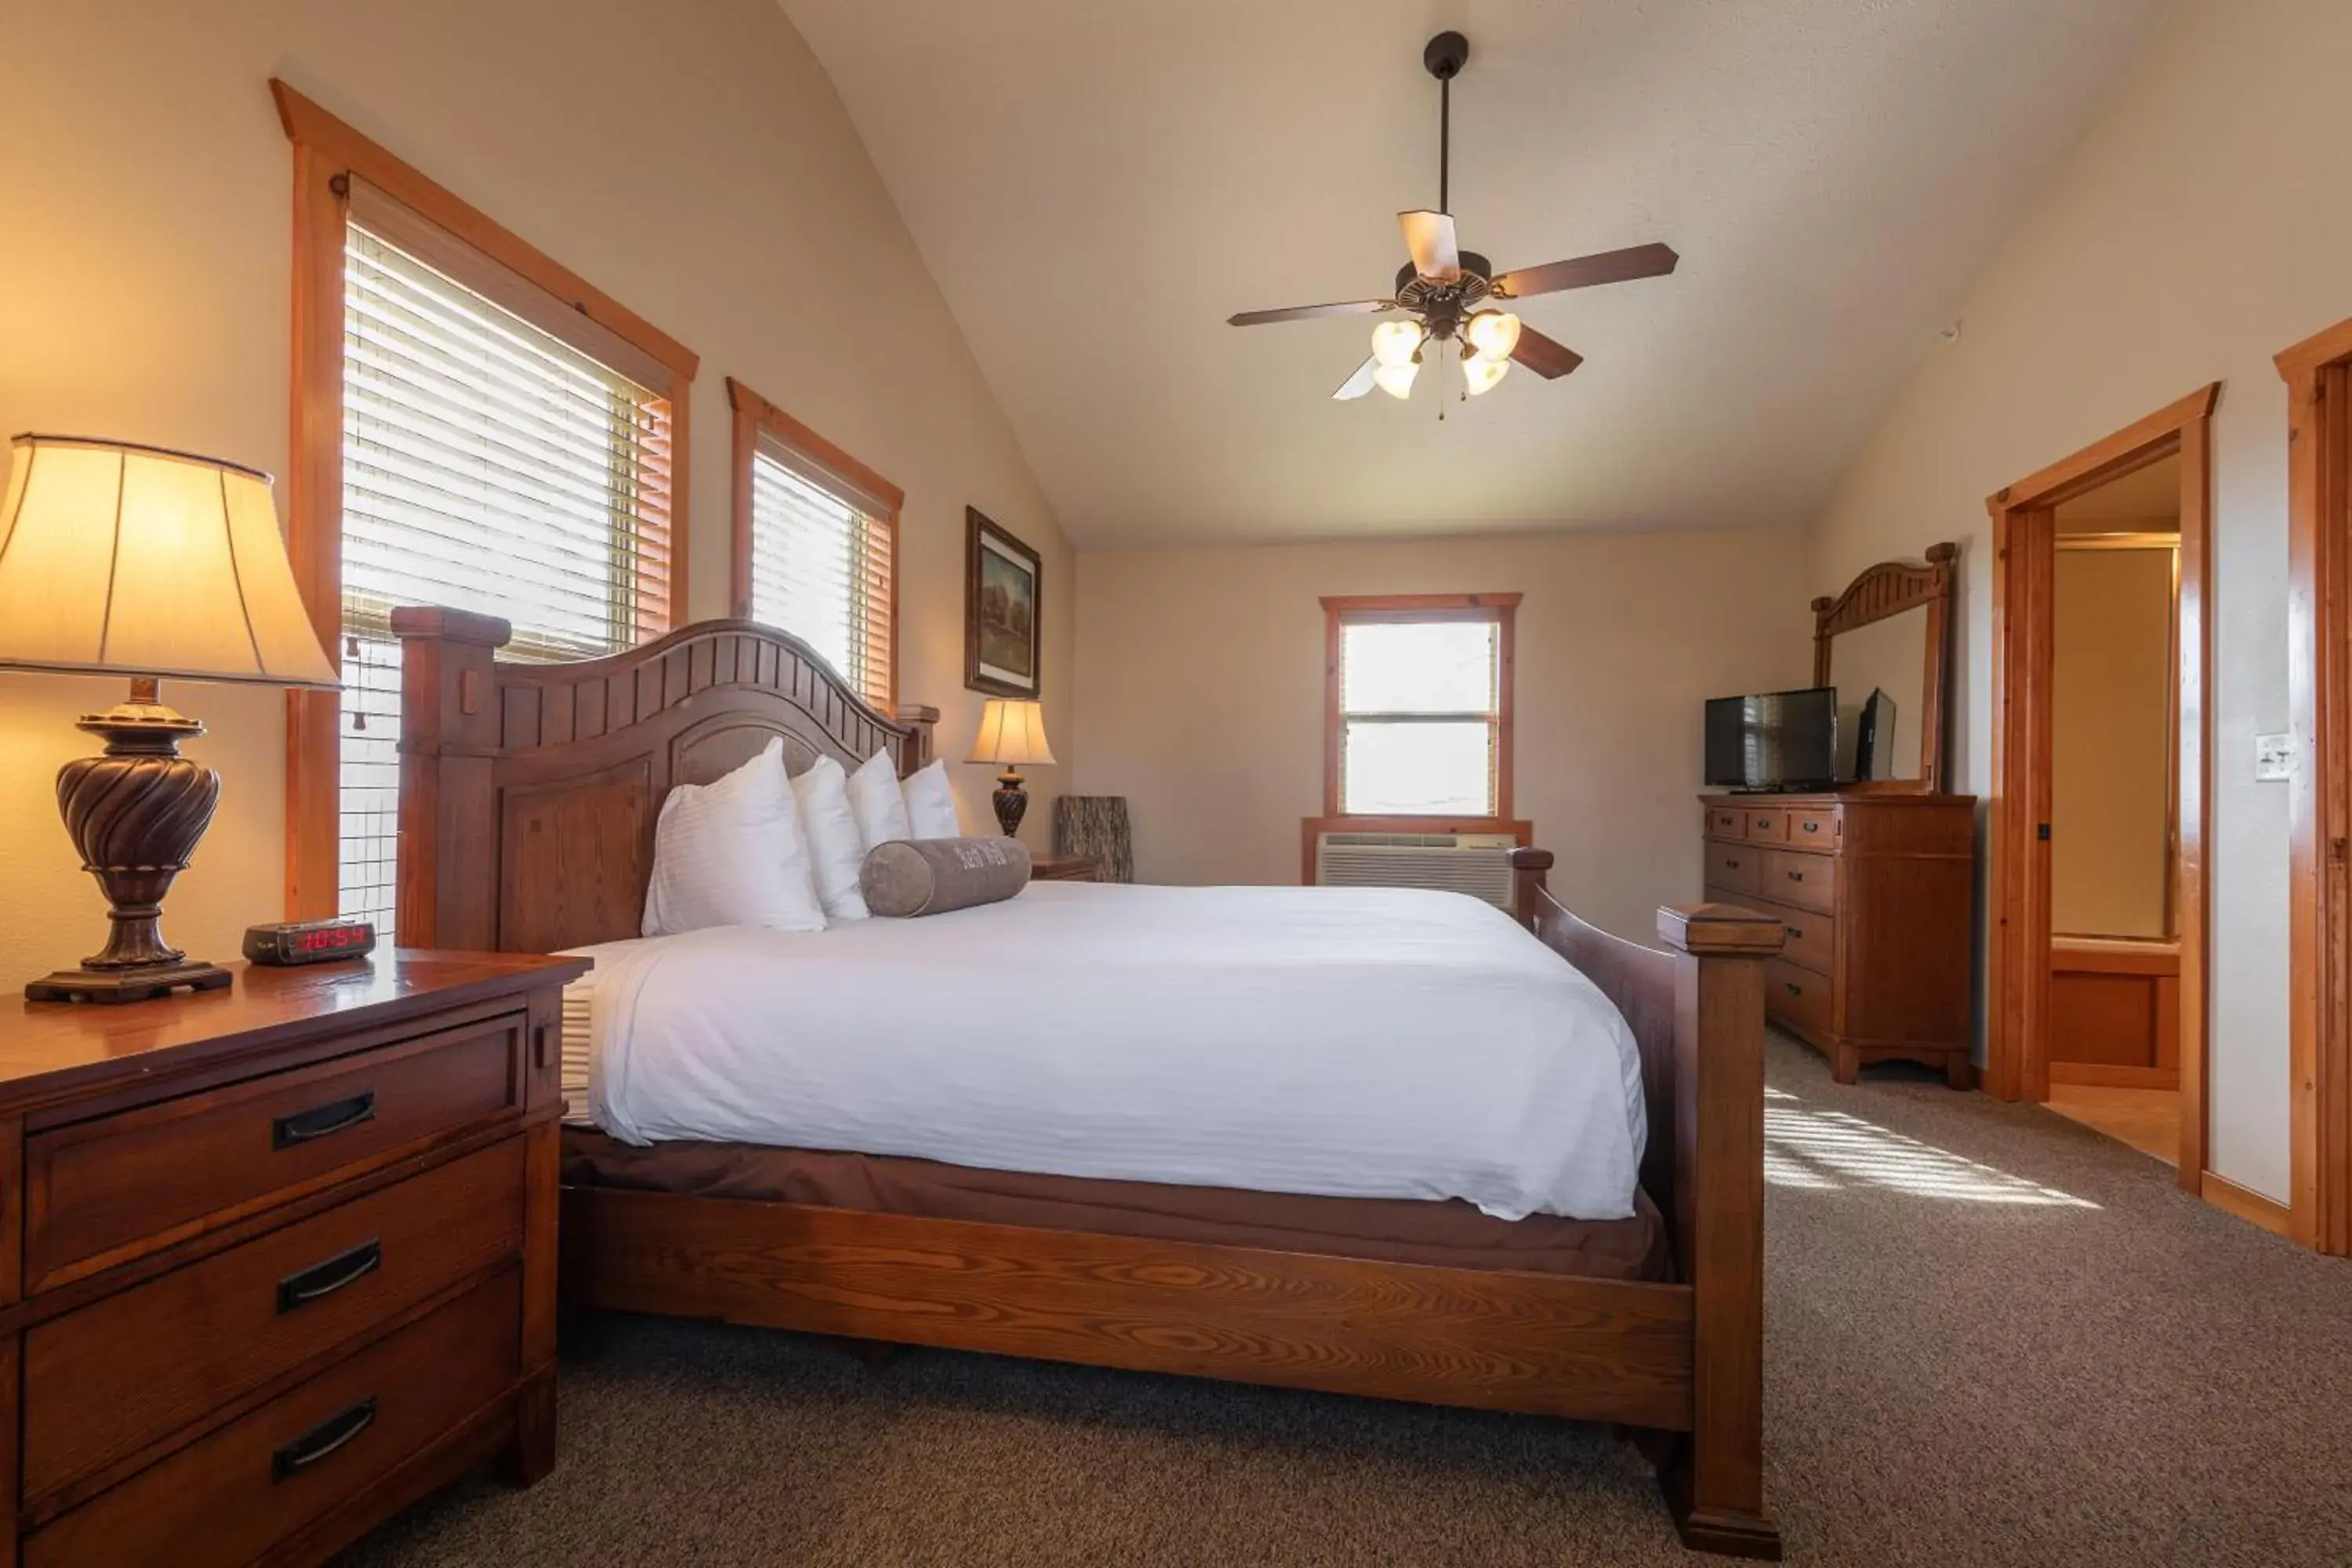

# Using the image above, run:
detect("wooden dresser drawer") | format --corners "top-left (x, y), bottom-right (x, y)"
top-left (1786, 804), bottom-right (1839, 851)
top-left (1766, 959), bottom-right (1833, 1036)
top-left (1743, 807), bottom-right (1790, 844)
top-left (24, 1267), bottom-right (521, 1568)
top-left (1759, 848), bottom-right (1837, 913)
top-left (24, 1139), bottom-right (524, 1503)
top-left (1704, 842), bottom-right (1762, 897)
top-left (1756, 897), bottom-right (1836, 978)
top-left (1705, 806), bottom-right (1745, 840)
top-left (27, 1013), bottom-right (524, 1288)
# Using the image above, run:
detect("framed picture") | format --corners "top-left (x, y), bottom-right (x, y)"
top-left (965, 507), bottom-right (1042, 698)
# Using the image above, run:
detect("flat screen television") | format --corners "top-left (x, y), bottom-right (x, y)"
top-left (1704, 686), bottom-right (1838, 791)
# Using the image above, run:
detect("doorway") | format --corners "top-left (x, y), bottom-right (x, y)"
top-left (2044, 464), bottom-right (2182, 1163)
top-left (1987, 385), bottom-right (2216, 1194)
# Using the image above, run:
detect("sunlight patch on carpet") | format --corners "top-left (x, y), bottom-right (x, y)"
top-left (1763, 1088), bottom-right (2099, 1207)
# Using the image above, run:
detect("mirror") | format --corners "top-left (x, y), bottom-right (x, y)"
top-left (1812, 543), bottom-right (1956, 793)
top-left (1829, 606), bottom-right (1929, 782)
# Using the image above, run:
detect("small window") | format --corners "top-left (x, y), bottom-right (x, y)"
top-left (1324, 595), bottom-right (1518, 817)
top-left (728, 379), bottom-right (900, 711)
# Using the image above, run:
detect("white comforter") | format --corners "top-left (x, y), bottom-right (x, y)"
top-left (575, 881), bottom-right (1646, 1221)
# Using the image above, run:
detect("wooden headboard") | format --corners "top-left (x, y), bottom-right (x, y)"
top-left (390, 608), bottom-right (938, 953)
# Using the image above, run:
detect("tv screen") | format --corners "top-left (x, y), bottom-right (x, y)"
top-left (1705, 687), bottom-right (1838, 790)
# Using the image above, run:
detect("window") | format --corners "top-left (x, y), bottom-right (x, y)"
top-left (1323, 594), bottom-right (1518, 818)
top-left (727, 379), bottom-right (900, 710)
top-left (278, 82), bottom-right (698, 931)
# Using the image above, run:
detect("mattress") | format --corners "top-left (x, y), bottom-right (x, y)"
top-left (562, 880), bottom-right (1648, 1221)
top-left (560, 1127), bottom-right (1671, 1282)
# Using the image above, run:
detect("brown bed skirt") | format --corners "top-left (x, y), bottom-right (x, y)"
top-left (561, 1127), bottom-right (1671, 1283)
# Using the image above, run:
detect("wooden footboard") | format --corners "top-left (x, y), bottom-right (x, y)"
top-left (1513, 848), bottom-right (1784, 1557)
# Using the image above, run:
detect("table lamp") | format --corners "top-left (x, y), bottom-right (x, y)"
top-left (965, 699), bottom-right (1057, 838)
top-left (0, 434), bottom-right (338, 1002)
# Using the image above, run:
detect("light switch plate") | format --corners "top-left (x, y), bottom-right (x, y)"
top-left (2256, 732), bottom-right (2296, 782)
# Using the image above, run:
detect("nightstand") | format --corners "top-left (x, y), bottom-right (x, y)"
top-left (1030, 852), bottom-right (1103, 882)
top-left (0, 949), bottom-right (585, 1566)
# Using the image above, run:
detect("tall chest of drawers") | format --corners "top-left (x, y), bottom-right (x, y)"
top-left (0, 949), bottom-right (586, 1567)
top-left (1701, 792), bottom-right (1976, 1086)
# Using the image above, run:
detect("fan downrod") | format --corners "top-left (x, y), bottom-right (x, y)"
top-left (1423, 31), bottom-right (1469, 80)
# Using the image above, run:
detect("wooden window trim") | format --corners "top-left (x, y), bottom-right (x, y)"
top-left (2282, 314), bottom-right (2352, 1256)
top-left (724, 377), bottom-right (903, 712)
top-left (273, 78), bottom-right (699, 920)
top-left (1319, 592), bottom-right (1520, 821)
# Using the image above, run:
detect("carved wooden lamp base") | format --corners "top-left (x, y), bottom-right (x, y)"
top-left (990, 769), bottom-right (1030, 838)
top-left (24, 679), bottom-right (230, 1004)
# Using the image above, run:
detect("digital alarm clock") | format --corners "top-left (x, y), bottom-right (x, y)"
top-left (242, 919), bottom-right (378, 967)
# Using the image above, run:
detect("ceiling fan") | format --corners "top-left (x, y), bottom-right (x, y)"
top-left (1228, 31), bottom-right (1678, 404)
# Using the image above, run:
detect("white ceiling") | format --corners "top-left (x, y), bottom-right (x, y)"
top-left (779, 0), bottom-right (2170, 548)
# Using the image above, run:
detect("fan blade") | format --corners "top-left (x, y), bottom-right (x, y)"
top-left (1399, 210), bottom-right (1461, 281)
top-left (1332, 356), bottom-right (1380, 401)
top-left (1510, 328), bottom-right (1584, 379)
top-left (1492, 242), bottom-right (1679, 299)
top-left (1229, 299), bottom-right (1396, 327)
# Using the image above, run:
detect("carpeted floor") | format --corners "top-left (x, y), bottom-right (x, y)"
top-left (340, 1034), bottom-right (2352, 1566)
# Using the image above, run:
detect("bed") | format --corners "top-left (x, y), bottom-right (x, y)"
top-left (390, 608), bottom-right (1785, 1559)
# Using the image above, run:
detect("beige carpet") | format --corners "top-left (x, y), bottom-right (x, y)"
top-left (340, 1035), bottom-right (2352, 1566)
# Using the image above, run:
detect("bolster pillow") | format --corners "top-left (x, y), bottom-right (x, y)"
top-left (860, 837), bottom-right (1033, 916)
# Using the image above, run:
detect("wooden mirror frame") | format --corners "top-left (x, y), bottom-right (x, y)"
top-left (1809, 542), bottom-right (1958, 794)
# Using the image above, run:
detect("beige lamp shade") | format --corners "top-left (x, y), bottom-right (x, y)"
top-left (0, 434), bottom-right (336, 687)
top-left (966, 699), bottom-right (1057, 767)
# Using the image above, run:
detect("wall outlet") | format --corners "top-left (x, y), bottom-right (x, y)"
top-left (2256, 732), bottom-right (2296, 782)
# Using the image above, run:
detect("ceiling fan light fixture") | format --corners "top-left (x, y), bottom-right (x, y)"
top-left (1462, 354), bottom-right (1511, 397)
top-left (1370, 320), bottom-right (1423, 367)
top-left (1373, 356), bottom-right (1420, 400)
top-left (1466, 310), bottom-right (1522, 360)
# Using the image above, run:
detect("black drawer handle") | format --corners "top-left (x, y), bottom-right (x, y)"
top-left (1785, 982), bottom-right (1802, 997)
top-left (1787, 870), bottom-right (1804, 882)
top-left (273, 1090), bottom-right (376, 1150)
top-left (1724, 858), bottom-right (1740, 869)
top-left (272, 1396), bottom-right (377, 1481)
top-left (1785, 925), bottom-right (1802, 940)
top-left (277, 1238), bottom-right (382, 1313)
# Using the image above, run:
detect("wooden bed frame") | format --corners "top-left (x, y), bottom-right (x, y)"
top-left (391, 608), bottom-right (1786, 1558)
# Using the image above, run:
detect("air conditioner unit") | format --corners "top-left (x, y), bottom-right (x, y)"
top-left (1314, 831), bottom-right (1520, 910)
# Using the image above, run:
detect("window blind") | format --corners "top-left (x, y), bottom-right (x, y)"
top-left (336, 217), bottom-right (677, 935)
top-left (747, 439), bottom-right (894, 710)
top-left (1338, 617), bottom-right (1501, 815)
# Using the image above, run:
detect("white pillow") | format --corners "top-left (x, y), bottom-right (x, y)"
top-left (902, 759), bottom-right (964, 839)
top-left (846, 748), bottom-right (913, 851)
top-left (789, 754), bottom-right (869, 921)
top-left (641, 739), bottom-right (828, 937)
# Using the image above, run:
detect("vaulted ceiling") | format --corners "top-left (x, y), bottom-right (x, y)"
top-left (779, 0), bottom-right (2169, 548)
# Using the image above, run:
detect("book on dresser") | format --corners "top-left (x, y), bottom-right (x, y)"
top-left (0, 948), bottom-right (586, 1568)
top-left (1701, 792), bottom-right (1976, 1086)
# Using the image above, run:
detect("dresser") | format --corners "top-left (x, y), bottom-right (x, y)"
top-left (1701, 792), bottom-right (1976, 1085)
top-left (0, 949), bottom-right (585, 1567)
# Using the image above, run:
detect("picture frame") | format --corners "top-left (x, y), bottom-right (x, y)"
top-left (965, 507), bottom-right (1043, 698)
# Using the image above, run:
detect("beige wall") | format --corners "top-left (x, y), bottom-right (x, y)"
top-left (0, 0), bottom-right (1069, 983)
top-left (2051, 546), bottom-right (2176, 938)
top-left (1071, 528), bottom-right (1812, 944)
top-left (1806, 0), bottom-right (2352, 1198)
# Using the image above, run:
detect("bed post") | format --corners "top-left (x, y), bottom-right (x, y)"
top-left (1656, 901), bottom-right (1783, 1560)
top-left (392, 606), bottom-right (514, 951)
top-left (895, 703), bottom-right (939, 776)
top-left (1508, 844), bottom-right (1555, 929)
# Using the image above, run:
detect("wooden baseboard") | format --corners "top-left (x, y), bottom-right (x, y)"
top-left (2047, 1062), bottom-right (2180, 1090)
top-left (2199, 1171), bottom-right (2291, 1237)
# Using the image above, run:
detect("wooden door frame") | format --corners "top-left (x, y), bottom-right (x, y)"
top-left (2282, 317), bottom-right (2352, 1255)
top-left (1986, 383), bottom-right (2218, 1195)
